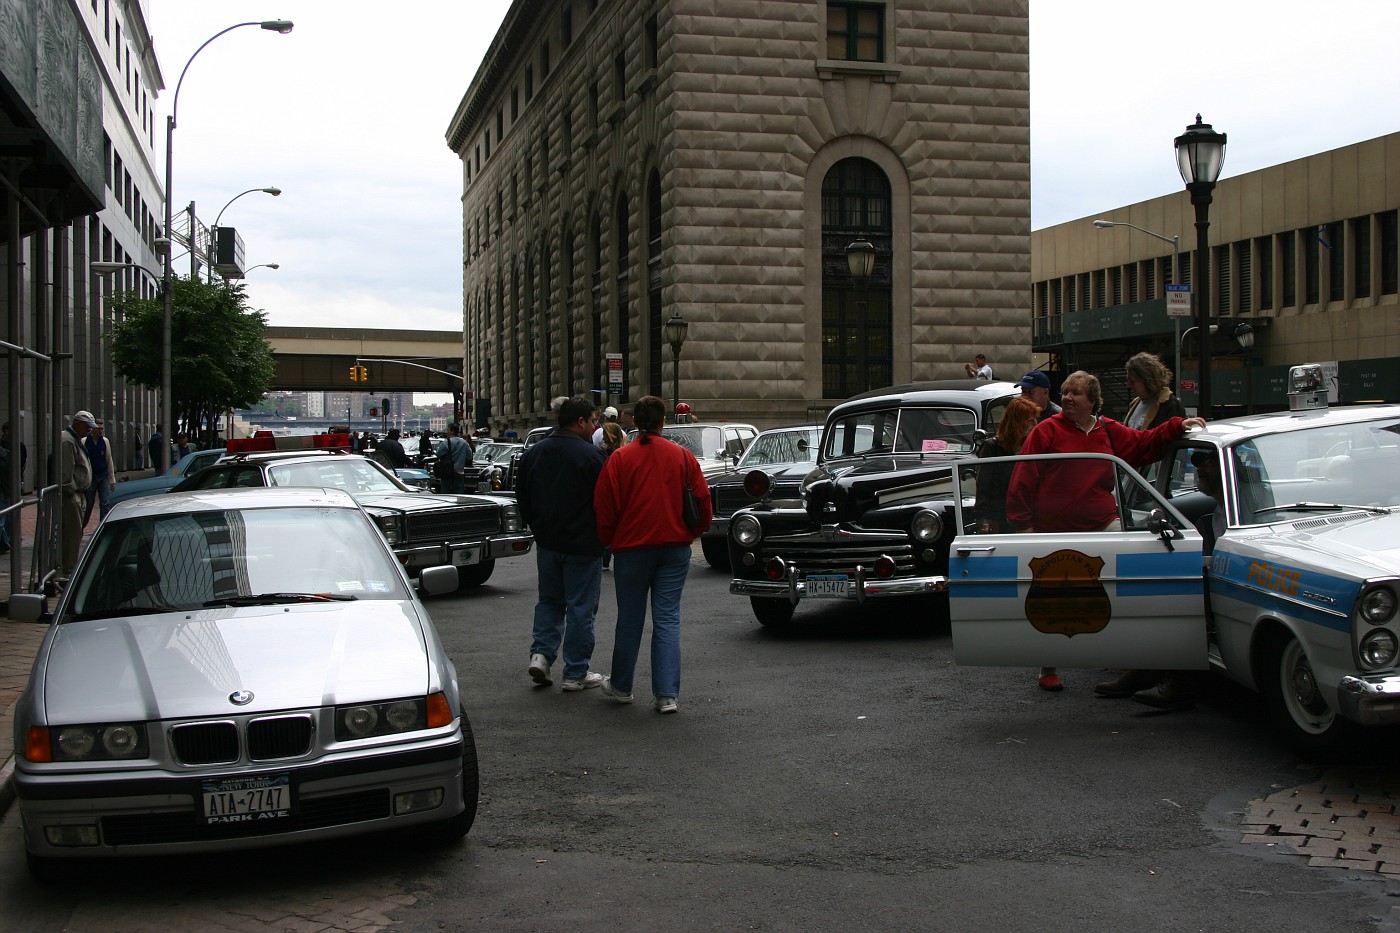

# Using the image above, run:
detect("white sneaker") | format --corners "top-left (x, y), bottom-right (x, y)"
top-left (600, 676), bottom-right (633, 704)
top-left (561, 671), bottom-right (604, 691)
top-left (528, 653), bottom-right (553, 686)
top-left (654, 696), bottom-right (678, 714)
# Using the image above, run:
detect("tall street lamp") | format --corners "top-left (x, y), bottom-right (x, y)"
top-left (208, 186), bottom-right (282, 281)
top-left (664, 313), bottom-right (689, 418)
top-left (162, 19), bottom-right (294, 471)
top-left (242, 263), bottom-right (281, 275)
top-left (1174, 114), bottom-right (1227, 419)
top-left (1092, 219), bottom-right (1183, 385)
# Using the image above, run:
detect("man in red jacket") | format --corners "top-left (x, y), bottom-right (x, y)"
top-left (594, 396), bottom-right (712, 714)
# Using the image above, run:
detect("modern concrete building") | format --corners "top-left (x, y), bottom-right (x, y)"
top-left (447, 0), bottom-right (1030, 430)
top-left (1032, 132), bottom-right (1400, 417)
top-left (1, 0), bottom-right (164, 477)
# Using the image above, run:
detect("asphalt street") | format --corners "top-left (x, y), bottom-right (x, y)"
top-left (3, 545), bottom-right (1399, 932)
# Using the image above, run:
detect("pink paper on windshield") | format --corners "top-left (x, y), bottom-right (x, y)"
top-left (921, 439), bottom-right (948, 452)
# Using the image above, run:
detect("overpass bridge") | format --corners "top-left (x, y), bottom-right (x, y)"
top-left (265, 327), bottom-right (464, 410)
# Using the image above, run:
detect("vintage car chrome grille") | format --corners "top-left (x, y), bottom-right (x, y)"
top-left (715, 483), bottom-right (803, 516)
top-left (170, 722), bottom-right (239, 765)
top-left (406, 509), bottom-right (500, 541)
top-left (758, 540), bottom-right (916, 576)
top-left (101, 789), bottom-right (390, 845)
top-left (248, 715), bottom-right (314, 761)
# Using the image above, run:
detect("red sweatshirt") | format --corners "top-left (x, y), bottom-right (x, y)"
top-left (1006, 413), bottom-right (1186, 532)
top-left (595, 433), bottom-right (713, 551)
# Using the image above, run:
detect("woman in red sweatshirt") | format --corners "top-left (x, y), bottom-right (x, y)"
top-left (594, 396), bottom-right (712, 714)
top-left (1007, 371), bottom-right (1205, 692)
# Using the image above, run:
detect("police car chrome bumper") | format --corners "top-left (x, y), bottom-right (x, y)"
top-left (1337, 674), bottom-right (1400, 726)
top-left (730, 572), bottom-right (947, 604)
top-left (395, 533), bottom-right (533, 568)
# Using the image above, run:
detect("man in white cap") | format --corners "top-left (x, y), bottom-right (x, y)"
top-left (592, 405), bottom-right (620, 449)
top-left (58, 410), bottom-right (96, 581)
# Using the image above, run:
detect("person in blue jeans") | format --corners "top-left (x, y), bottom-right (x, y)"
top-left (516, 397), bottom-right (607, 692)
top-left (593, 396), bottom-right (712, 714)
top-left (435, 421), bottom-right (473, 493)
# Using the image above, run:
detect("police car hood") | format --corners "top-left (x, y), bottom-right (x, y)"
top-left (1267, 509), bottom-right (1400, 577)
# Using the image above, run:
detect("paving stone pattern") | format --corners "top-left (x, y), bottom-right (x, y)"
top-left (1241, 769), bottom-right (1400, 875)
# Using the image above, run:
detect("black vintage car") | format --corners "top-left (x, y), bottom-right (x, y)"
top-left (702, 424), bottom-right (821, 569)
top-left (727, 380), bottom-right (1020, 626)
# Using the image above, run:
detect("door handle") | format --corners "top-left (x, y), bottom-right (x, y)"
top-left (956, 545), bottom-right (997, 556)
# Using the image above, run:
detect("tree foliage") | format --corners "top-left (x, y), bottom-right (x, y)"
top-left (107, 275), bottom-right (277, 438)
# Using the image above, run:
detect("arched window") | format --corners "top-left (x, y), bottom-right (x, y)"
top-left (647, 170), bottom-right (663, 397)
top-left (821, 158), bottom-right (892, 397)
top-left (615, 192), bottom-right (630, 402)
top-left (591, 213), bottom-right (605, 396)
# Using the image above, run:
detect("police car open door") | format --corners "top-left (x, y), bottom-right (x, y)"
top-left (948, 452), bottom-right (1209, 670)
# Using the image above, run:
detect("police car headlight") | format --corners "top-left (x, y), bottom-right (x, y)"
top-left (1360, 630), bottom-right (1399, 668)
top-left (502, 503), bottom-right (522, 533)
top-left (733, 513), bottom-right (762, 547)
top-left (911, 509), bottom-right (942, 544)
top-left (1360, 587), bottom-right (1397, 625)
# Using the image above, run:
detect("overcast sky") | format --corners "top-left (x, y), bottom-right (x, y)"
top-left (148, 0), bottom-right (1399, 335)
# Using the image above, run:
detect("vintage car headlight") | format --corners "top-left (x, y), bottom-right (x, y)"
top-left (29, 723), bottom-right (149, 763)
top-left (1360, 629), bottom-right (1400, 668)
top-left (1360, 586), bottom-right (1398, 625)
top-left (334, 693), bottom-right (453, 741)
top-left (733, 513), bottom-right (763, 547)
top-left (374, 513), bottom-right (402, 545)
top-left (911, 509), bottom-right (943, 544)
top-left (502, 502), bottom-right (523, 533)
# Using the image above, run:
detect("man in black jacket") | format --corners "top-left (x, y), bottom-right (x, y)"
top-left (516, 396), bottom-right (607, 692)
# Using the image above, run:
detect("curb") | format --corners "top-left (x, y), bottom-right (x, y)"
top-left (0, 753), bottom-right (14, 819)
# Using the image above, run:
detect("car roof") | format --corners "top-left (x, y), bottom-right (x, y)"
top-left (1184, 403), bottom-right (1400, 448)
top-left (109, 486), bottom-right (360, 519)
top-left (831, 380), bottom-right (1020, 412)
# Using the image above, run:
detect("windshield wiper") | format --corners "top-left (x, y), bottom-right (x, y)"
top-left (69, 606), bottom-right (180, 621)
top-left (203, 592), bottom-right (357, 607)
top-left (1255, 501), bottom-right (1396, 516)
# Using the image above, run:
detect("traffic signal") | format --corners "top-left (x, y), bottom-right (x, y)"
top-left (349, 364), bottom-right (359, 382)
top-left (360, 365), bottom-right (369, 382)
top-left (369, 407), bottom-right (378, 417)
top-left (381, 397), bottom-right (390, 415)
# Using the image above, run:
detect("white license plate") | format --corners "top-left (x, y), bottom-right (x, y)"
top-left (202, 774), bottom-right (291, 825)
top-left (806, 574), bottom-right (849, 598)
top-left (452, 548), bottom-right (479, 566)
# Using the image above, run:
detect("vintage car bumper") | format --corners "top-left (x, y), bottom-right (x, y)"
top-left (1336, 674), bottom-right (1400, 726)
top-left (395, 532), bottom-right (533, 569)
top-left (16, 732), bottom-right (465, 859)
top-left (731, 570), bottom-right (947, 604)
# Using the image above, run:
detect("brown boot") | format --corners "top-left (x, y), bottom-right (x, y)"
top-left (1093, 669), bottom-right (1159, 698)
top-left (1132, 674), bottom-right (1197, 711)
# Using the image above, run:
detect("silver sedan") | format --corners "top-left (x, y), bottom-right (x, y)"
top-left (8, 487), bottom-right (477, 880)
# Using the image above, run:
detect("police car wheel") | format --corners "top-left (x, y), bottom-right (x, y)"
top-left (751, 597), bottom-right (795, 628)
top-left (456, 559), bottom-right (495, 589)
top-left (1261, 632), bottom-right (1351, 755)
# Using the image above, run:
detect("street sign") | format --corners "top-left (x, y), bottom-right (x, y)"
top-left (1166, 284), bottom-right (1192, 318)
top-left (607, 353), bottom-right (623, 392)
top-left (1180, 380), bottom-right (1197, 391)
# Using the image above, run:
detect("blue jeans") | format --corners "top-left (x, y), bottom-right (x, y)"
top-left (608, 545), bottom-right (691, 699)
top-left (531, 547), bottom-right (602, 680)
top-left (83, 479), bottom-right (112, 528)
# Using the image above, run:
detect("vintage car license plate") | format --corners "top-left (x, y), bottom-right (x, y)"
top-left (452, 547), bottom-right (479, 566)
top-left (202, 774), bottom-right (291, 825)
top-left (806, 574), bottom-right (849, 598)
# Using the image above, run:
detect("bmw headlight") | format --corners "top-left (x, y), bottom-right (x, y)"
top-left (911, 509), bottom-right (943, 543)
top-left (732, 513), bottom-right (763, 547)
top-left (40, 723), bottom-right (149, 762)
top-left (334, 693), bottom-right (453, 741)
top-left (1360, 629), bottom-right (1400, 668)
top-left (1360, 586), bottom-right (1397, 625)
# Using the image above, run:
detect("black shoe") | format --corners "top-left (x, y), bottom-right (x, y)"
top-left (1094, 669), bottom-right (1159, 698)
top-left (1132, 680), bottom-right (1196, 711)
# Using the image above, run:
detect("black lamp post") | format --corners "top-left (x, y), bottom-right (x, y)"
top-left (1174, 114), bottom-right (1227, 418)
top-left (664, 313), bottom-right (689, 417)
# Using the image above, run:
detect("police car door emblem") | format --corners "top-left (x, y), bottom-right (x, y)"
top-left (1025, 550), bottom-right (1110, 637)
top-left (229, 690), bottom-right (254, 706)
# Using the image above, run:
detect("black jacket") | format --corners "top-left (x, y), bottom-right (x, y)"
top-left (517, 431), bottom-right (607, 556)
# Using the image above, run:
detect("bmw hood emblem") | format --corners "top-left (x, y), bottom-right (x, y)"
top-left (229, 690), bottom-right (255, 706)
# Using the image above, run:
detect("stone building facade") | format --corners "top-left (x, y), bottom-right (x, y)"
top-left (1032, 132), bottom-right (1400, 415)
top-left (447, 0), bottom-right (1030, 430)
top-left (0, 0), bottom-right (164, 477)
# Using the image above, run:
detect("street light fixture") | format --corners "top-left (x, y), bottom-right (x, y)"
top-left (664, 313), bottom-right (689, 419)
top-left (208, 187), bottom-right (282, 281)
top-left (1174, 114), bottom-right (1227, 418)
top-left (1092, 219), bottom-right (1184, 386)
top-left (162, 19), bottom-right (294, 471)
top-left (243, 263), bottom-right (280, 275)
top-left (846, 239), bottom-right (876, 279)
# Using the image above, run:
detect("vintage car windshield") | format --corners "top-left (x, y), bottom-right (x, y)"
top-left (738, 428), bottom-right (820, 468)
top-left (66, 506), bottom-right (408, 618)
top-left (266, 458), bottom-right (408, 493)
top-left (1230, 416), bottom-right (1400, 522)
top-left (665, 425), bottom-right (724, 459)
top-left (824, 407), bottom-right (979, 460)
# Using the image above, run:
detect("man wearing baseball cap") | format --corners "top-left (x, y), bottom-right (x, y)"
top-left (593, 405), bottom-right (620, 449)
top-left (1017, 371), bottom-right (1061, 421)
top-left (58, 410), bottom-right (96, 582)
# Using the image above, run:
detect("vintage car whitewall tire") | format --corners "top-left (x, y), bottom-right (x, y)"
top-left (1260, 630), bottom-right (1353, 755)
top-left (751, 597), bottom-right (796, 628)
